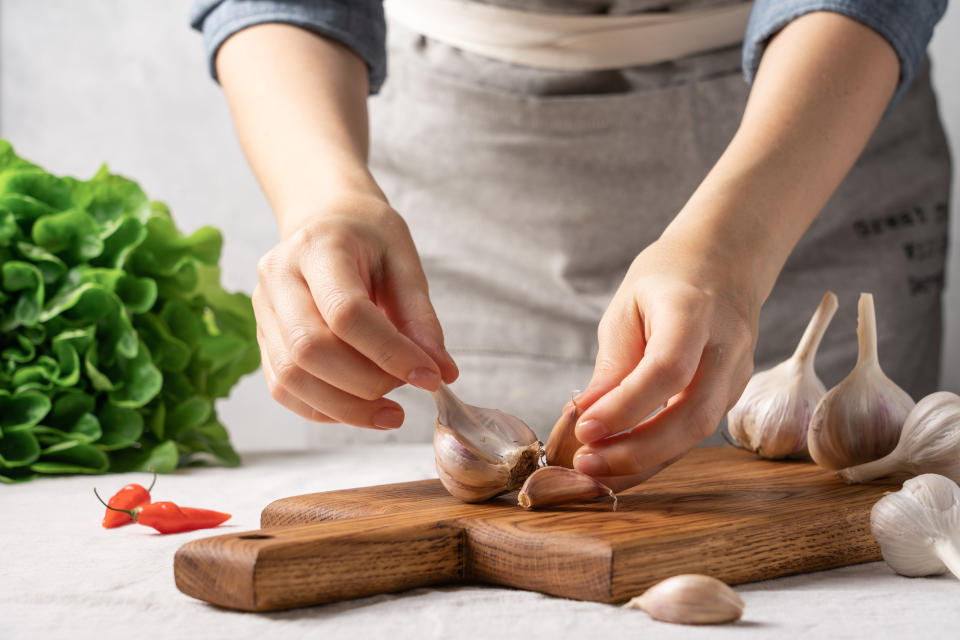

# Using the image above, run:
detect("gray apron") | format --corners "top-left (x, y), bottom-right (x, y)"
top-left (373, 0), bottom-right (952, 442)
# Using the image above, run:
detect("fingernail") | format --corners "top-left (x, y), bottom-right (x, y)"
top-left (576, 418), bottom-right (609, 443)
top-left (372, 407), bottom-right (404, 429)
top-left (574, 453), bottom-right (612, 476)
top-left (408, 367), bottom-right (441, 391)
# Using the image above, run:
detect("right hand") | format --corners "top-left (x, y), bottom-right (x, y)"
top-left (253, 192), bottom-right (459, 429)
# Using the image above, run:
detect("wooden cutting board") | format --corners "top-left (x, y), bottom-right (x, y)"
top-left (174, 447), bottom-right (900, 611)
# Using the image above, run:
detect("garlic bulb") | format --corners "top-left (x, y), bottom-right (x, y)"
top-left (432, 383), bottom-right (542, 502)
top-left (840, 392), bottom-right (960, 484)
top-left (623, 574), bottom-right (744, 625)
top-left (870, 473), bottom-right (960, 580)
top-left (727, 291), bottom-right (837, 459)
top-left (517, 465), bottom-right (616, 510)
top-left (807, 293), bottom-right (915, 470)
top-left (544, 394), bottom-right (581, 468)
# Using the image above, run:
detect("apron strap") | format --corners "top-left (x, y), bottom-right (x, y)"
top-left (383, 0), bottom-right (754, 71)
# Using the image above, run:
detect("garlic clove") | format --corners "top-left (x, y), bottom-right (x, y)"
top-left (544, 395), bottom-right (581, 468)
top-left (870, 473), bottom-right (960, 580)
top-left (839, 391), bottom-right (960, 484)
top-left (517, 465), bottom-right (617, 510)
top-left (623, 574), bottom-right (744, 625)
top-left (432, 383), bottom-right (542, 503)
top-left (807, 293), bottom-right (915, 470)
top-left (727, 291), bottom-right (836, 460)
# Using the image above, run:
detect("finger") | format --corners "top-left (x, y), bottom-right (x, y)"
top-left (256, 300), bottom-right (405, 429)
top-left (379, 249), bottom-right (459, 383)
top-left (259, 266), bottom-right (405, 401)
top-left (588, 454), bottom-right (685, 493)
top-left (575, 300), bottom-right (646, 412)
top-left (573, 344), bottom-right (735, 481)
top-left (258, 335), bottom-right (337, 424)
top-left (297, 248), bottom-right (444, 390)
top-left (575, 299), bottom-right (709, 444)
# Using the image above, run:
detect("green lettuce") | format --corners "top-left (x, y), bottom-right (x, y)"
top-left (0, 140), bottom-right (259, 483)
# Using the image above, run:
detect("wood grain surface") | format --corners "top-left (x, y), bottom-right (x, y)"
top-left (175, 447), bottom-right (901, 611)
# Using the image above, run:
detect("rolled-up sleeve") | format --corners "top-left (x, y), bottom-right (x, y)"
top-left (190, 0), bottom-right (387, 94)
top-left (742, 0), bottom-right (948, 107)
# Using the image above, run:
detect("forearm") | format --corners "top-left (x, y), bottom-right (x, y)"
top-left (216, 23), bottom-right (382, 237)
top-left (663, 11), bottom-right (899, 314)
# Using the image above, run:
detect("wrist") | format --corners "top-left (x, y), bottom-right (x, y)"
top-left (660, 163), bottom-right (800, 317)
top-left (275, 168), bottom-right (389, 239)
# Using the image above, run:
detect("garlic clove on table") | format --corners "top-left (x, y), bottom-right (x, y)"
top-left (839, 391), bottom-right (960, 484)
top-left (870, 473), bottom-right (960, 580)
top-left (623, 574), bottom-right (744, 625)
top-left (432, 383), bottom-right (542, 502)
top-left (727, 291), bottom-right (837, 459)
top-left (807, 293), bottom-right (915, 470)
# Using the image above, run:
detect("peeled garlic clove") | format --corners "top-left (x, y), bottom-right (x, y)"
top-left (728, 291), bottom-right (837, 459)
top-left (544, 396), bottom-right (581, 468)
top-left (807, 293), bottom-right (915, 470)
top-left (870, 473), bottom-right (960, 580)
top-left (433, 383), bottom-right (542, 503)
top-left (623, 574), bottom-right (744, 625)
top-left (517, 465), bottom-right (616, 510)
top-left (840, 392), bottom-right (960, 484)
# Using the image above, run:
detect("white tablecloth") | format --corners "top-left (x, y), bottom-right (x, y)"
top-left (4, 444), bottom-right (960, 640)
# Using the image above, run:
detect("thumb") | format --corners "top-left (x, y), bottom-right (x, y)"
top-left (381, 252), bottom-right (459, 384)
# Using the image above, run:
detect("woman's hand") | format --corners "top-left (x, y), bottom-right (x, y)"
top-left (253, 192), bottom-right (458, 429)
top-left (569, 234), bottom-right (757, 491)
top-left (561, 10), bottom-right (899, 490)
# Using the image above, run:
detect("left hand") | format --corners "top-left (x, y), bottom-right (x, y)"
top-left (566, 232), bottom-right (759, 491)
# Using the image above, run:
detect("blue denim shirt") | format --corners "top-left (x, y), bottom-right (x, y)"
top-left (190, 0), bottom-right (947, 106)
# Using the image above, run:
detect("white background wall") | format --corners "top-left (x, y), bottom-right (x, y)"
top-left (1, 1), bottom-right (958, 453)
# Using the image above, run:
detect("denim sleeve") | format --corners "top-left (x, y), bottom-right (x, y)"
top-left (742, 0), bottom-right (948, 107)
top-left (189, 0), bottom-right (386, 94)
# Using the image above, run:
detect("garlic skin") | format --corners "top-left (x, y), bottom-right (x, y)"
top-left (870, 473), bottom-right (960, 580)
top-left (432, 383), bottom-right (542, 502)
top-left (517, 465), bottom-right (616, 510)
top-left (544, 395), bottom-right (581, 468)
top-left (807, 293), bottom-right (915, 470)
top-left (839, 392), bottom-right (960, 484)
top-left (728, 291), bottom-right (837, 459)
top-left (623, 574), bottom-right (744, 625)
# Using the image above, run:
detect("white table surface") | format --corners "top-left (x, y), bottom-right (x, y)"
top-left (4, 443), bottom-right (960, 640)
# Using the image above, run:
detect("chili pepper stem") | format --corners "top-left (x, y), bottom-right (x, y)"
top-left (146, 468), bottom-right (157, 493)
top-left (94, 488), bottom-right (140, 522)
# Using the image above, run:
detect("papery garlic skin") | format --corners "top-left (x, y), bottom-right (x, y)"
top-left (517, 465), bottom-right (616, 510)
top-left (839, 392), bottom-right (960, 484)
top-left (870, 473), bottom-right (960, 580)
top-left (728, 360), bottom-right (825, 459)
top-left (623, 574), bottom-right (744, 625)
top-left (808, 293), bottom-right (915, 470)
top-left (432, 384), bottom-right (542, 502)
top-left (728, 292), bottom-right (836, 459)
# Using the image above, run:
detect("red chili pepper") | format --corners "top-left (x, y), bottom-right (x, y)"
top-left (95, 489), bottom-right (231, 534)
top-left (101, 470), bottom-right (157, 529)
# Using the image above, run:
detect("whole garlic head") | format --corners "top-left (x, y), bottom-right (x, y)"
top-left (839, 391), bottom-right (960, 484)
top-left (433, 383), bottom-right (542, 502)
top-left (728, 292), bottom-right (837, 459)
top-left (870, 473), bottom-right (960, 580)
top-left (807, 293), bottom-right (915, 470)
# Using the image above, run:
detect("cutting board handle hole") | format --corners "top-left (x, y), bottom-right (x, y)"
top-left (237, 534), bottom-right (274, 540)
